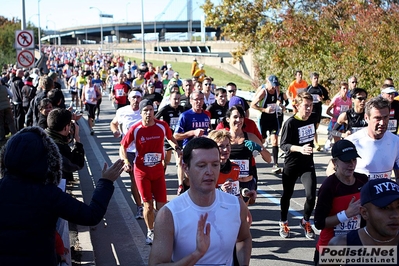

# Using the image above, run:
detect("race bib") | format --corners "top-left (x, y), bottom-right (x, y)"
top-left (340, 105), bottom-right (350, 113)
top-left (116, 89), bottom-right (124, 97)
top-left (388, 119), bottom-right (397, 133)
top-left (230, 159), bottom-right (250, 178)
top-left (170, 117), bottom-right (179, 130)
top-left (298, 124), bottom-right (315, 144)
top-left (219, 180), bottom-right (240, 197)
top-left (268, 103), bottom-right (277, 113)
top-left (143, 153), bottom-right (162, 167)
top-left (296, 88), bottom-right (306, 94)
top-left (211, 118), bottom-right (217, 125)
top-left (368, 171), bottom-right (392, 180)
top-left (311, 94), bottom-right (320, 103)
top-left (334, 214), bottom-right (361, 236)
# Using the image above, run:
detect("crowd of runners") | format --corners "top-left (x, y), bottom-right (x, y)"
top-left (1, 45), bottom-right (399, 265)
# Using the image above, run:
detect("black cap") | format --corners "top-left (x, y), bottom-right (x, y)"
top-left (331, 139), bottom-right (361, 162)
top-left (139, 99), bottom-right (153, 113)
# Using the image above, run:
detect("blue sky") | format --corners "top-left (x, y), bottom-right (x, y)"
top-left (1, 0), bottom-right (208, 30)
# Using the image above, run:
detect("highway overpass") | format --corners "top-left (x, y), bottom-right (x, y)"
top-left (41, 20), bottom-right (221, 45)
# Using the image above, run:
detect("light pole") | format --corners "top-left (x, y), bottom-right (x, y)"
top-left (126, 2), bottom-right (130, 22)
top-left (38, 0), bottom-right (41, 52)
top-left (141, 0), bottom-right (145, 62)
top-left (90, 6), bottom-right (103, 50)
top-left (46, 19), bottom-right (56, 45)
top-left (154, 12), bottom-right (164, 54)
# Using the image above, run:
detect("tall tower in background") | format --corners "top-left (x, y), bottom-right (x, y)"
top-left (187, 0), bottom-right (192, 42)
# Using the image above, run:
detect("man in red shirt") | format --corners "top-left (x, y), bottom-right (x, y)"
top-left (111, 73), bottom-right (129, 110)
top-left (120, 99), bottom-right (181, 245)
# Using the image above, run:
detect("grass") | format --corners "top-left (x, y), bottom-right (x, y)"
top-left (126, 57), bottom-right (253, 91)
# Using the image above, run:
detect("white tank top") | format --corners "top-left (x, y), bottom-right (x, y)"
top-left (166, 190), bottom-right (241, 266)
top-left (84, 85), bottom-right (97, 105)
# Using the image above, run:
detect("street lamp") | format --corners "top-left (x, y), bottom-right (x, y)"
top-left (46, 19), bottom-right (56, 45)
top-left (90, 6), bottom-right (103, 50)
top-left (141, 0), bottom-right (145, 62)
top-left (154, 12), bottom-right (165, 54)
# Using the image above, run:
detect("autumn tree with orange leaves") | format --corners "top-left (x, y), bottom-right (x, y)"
top-left (203, 0), bottom-right (399, 95)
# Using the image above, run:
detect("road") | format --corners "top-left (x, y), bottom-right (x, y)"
top-left (70, 93), bottom-right (332, 266)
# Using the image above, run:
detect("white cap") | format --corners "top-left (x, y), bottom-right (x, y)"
top-left (128, 90), bottom-right (142, 98)
top-left (381, 87), bottom-right (396, 94)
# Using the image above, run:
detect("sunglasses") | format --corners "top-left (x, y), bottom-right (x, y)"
top-left (204, 83), bottom-right (211, 86)
top-left (356, 97), bottom-right (366, 101)
top-left (228, 90), bottom-right (236, 93)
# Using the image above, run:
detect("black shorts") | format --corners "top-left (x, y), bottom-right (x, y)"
top-left (127, 152), bottom-right (136, 165)
top-left (69, 87), bottom-right (77, 95)
top-left (240, 178), bottom-right (256, 203)
top-left (85, 103), bottom-right (96, 119)
top-left (259, 113), bottom-right (281, 139)
top-left (164, 138), bottom-right (174, 151)
top-left (309, 104), bottom-right (322, 125)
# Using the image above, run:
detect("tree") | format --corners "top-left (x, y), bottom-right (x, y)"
top-left (203, 0), bottom-right (399, 95)
top-left (0, 16), bottom-right (40, 68)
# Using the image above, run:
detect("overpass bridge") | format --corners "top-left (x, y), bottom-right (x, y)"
top-left (41, 20), bottom-right (221, 45)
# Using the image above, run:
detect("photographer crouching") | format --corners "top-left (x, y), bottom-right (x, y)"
top-left (45, 108), bottom-right (85, 183)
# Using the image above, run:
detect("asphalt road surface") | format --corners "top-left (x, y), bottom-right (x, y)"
top-left (69, 92), bottom-right (333, 266)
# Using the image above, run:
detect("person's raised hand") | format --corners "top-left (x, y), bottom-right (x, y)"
top-left (196, 213), bottom-right (211, 257)
top-left (345, 196), bottom-right (361, 218)
top-left (101, 159), bottom-right (124, 182)
top-left (244, 140), bottom-right (262, 152)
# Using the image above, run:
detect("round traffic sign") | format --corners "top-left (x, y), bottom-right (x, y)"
top-left (16, 31), bottom-right (33, 48)
top-left (17, 50), bottom-right (35, 68)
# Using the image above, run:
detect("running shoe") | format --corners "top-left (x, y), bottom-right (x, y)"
top-left (146, 230), bottom-right (154, 245)
top-left (90, 129), bottom-right (94, 136)
top-left (299, 218), bottom-right (315, 239)
top-left (271, 164), bottom-right (282, 174)
top-left (279, 221), bottom-right (290, 238)
top-left (315, 144), bottom-right (322, 151)
top-left (135, 206), bottom-right (144, 219)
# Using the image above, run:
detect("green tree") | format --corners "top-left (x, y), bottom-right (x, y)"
top-left (0, 16), bottom-right (40, 67)
top-left (203, 0), bottom-right (399, 95)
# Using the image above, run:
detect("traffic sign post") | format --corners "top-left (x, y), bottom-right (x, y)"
top-left (15, 30), bottom-right (35, 49)
top-left (17, 50), bottom-right (35, 68)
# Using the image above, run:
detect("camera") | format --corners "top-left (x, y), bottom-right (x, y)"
top-left (68, 121), bottom-right (76, 143)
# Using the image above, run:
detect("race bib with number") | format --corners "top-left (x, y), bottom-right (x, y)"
top-left (268, 103), bottom-right (277, 113)
top-left (388, 119), bottom-right (397, 133)
top-left (143, 153), bottom-right (162, 167)
top-left (368, 171), bottom-right (391, 180)
top-left (230, 159), bottom-right (250, 178)
top-left (298, 124), bottom-right (315, 144)
top-left (219, 180), bottom-right (240, 197)
top-left (334, 214), bottom-right (361, 236)
top-left (170, 117), bottom-right (179, 130)
top-left (311, 94), bottom-right (320, 103)
top-left (340, 105), bottom-right (350, 113)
